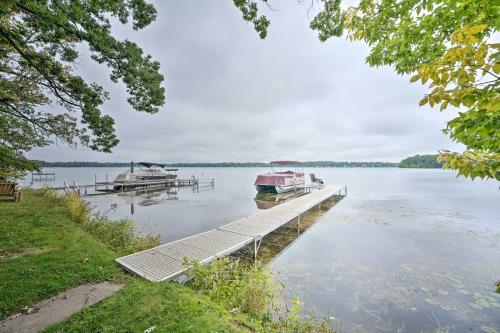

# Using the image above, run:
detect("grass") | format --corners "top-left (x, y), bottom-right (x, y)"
top-left (0, 191), bottom-right (123, 319)
top-left (185, 258), bottom-right (334, 332)
top-left (44, 279), bottom-right (252, 333)
top-left (63, 192), bottom-right (159, 253)
top-left (0, 190), bottom-right (334, 332)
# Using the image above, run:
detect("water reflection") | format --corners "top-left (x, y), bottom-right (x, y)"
top-left (234, 192), bottom-right (345, 264)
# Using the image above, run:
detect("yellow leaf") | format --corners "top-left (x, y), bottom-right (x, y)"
top-left (464, 24), bottom-right (488, 35)
top-left (410, 74), bottom-right (420, 83)
top-left (429, 96), bottom-right (435, 107)
top-left (440, 101), bottom-right (449, 111)
top-left (493, 63), bottom-right (500, 74)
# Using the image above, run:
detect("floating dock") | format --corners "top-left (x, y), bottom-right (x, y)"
top-left (116, 185), bottom-right (347, 282)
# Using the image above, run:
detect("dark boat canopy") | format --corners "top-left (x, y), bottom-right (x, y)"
top-left (270, 161), bottom-right (302, 166)
top-left (138, 162), bottom-right (167, 168)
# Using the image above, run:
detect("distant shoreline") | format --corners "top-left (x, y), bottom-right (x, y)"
top-left (35, 161), bottom-right (399, 168)
top-left (33, 159), bottom-right (442, 169)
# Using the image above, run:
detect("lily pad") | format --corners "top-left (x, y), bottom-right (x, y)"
top-left (438, 289), bottom-right (449, 296)
top-left (470, 302), bottom-right (483, 310)
top-left (439, 304), bottom-right (453, 311)
top-left (480, 326), bottom-right (498, 333)
top-left (477, 299), bottom-right (490, 308)
top-left (425, 298), bottom-right (439, 305)
top-left (452, 282), bottom-right (466, 289)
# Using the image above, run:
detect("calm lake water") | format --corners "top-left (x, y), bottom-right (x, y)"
top-left (23, 167), bottom-right (500, 332)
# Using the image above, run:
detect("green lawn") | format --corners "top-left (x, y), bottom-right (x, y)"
top-left (0, 191), bottom-right (122, 319)
top-left (0, 191), bottom-right (254, 332)
top-left (44, 280), bottom-right (249, 333)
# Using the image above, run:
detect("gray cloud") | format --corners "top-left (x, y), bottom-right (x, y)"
top-left (28, 0), bottom-right (463, 163)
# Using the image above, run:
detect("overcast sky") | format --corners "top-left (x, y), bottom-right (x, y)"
top-left (28, 0), bottom-right (462, 163)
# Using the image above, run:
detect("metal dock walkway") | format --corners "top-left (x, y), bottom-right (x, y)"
top-left (116, 185), bottom-right (347, 281)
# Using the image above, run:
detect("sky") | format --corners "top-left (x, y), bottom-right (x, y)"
top-left (28, 0), bottom-right (463, 163)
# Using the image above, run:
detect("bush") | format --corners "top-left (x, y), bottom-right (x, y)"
top-left (47, 191), bottom-right (159, 253)
top-left (185, 257), bottom-right (334, 333)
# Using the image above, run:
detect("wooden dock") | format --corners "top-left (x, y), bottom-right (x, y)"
top-left (116, 185), bottom-right (347, 282)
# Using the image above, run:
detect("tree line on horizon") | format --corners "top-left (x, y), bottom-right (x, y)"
top-left (33, 156), bottom-right (442, 169)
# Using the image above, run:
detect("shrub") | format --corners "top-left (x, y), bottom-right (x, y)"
top-left (185, 257), bottom-right (334, 332)
top-left (47, 191), bottom-right (159, 253)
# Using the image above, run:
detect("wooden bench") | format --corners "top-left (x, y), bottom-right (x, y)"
top-left (0, 182), bottom-right (21, 202)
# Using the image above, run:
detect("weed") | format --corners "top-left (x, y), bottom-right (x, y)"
top-left (62, 192), bottom-right (159, 253)
top-left (185, 257), bottom-right (334, 332)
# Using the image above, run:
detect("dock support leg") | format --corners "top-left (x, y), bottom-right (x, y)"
top-left (297, 214), bottom-right (301, 236)
top-left (254, 240), bottom-right (257, 261)
top-left (253, 238), bottom-right (263, 263)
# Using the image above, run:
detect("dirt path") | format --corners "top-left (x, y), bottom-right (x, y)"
top-left (0, 282), bottom-right (123, 333)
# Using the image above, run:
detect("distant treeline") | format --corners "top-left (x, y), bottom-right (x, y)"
top-left (34, 161), bottom-right (130, 168)
top-left (399, 154), bottom-right (443, 168)
top-left (36, 160), bottom-right (399, 168)
top-left (36, 158), bottom-right (442, 168)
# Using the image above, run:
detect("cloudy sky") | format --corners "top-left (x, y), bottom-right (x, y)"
top-left (28, 0), bottom-right (462, 163)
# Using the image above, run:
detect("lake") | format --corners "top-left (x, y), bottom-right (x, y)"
top-left (23, 167), bottom-right (500, 332)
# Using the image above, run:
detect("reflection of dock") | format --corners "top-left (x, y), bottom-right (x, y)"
top-left (116, 185), bottom-right (347, 282)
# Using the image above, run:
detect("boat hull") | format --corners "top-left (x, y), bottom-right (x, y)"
top-left (255, 184), bottom-right (303, 194)
top-left (113, 168), bottom-right (177, 190)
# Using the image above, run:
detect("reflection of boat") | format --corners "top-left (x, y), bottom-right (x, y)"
top-left (113, 162), bottom-right (177, 190)
top-left (117, 187), bottom-right (179, 213)
top-left (255, 199), bottom-right (280, 210)
top-left (254, 191), bottom-right (306, 209)
top-left (254, 161), bottom-right (305, 194)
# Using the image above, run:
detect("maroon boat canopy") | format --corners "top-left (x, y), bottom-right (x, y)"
top-left (270, 161), bottom-right (302, 165)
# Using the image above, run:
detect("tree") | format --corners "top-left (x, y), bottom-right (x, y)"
top-left (0, 0), bottom-right (164, 178)
top-left (399, 154), bottom-right (443, 169)
top-left (235, 0), bottom-right (499, 180)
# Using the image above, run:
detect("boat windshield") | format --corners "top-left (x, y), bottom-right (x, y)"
top-left (137, 162), bottom-right (167, 169)
top-left (269, 161), bottom-right (303, 174)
